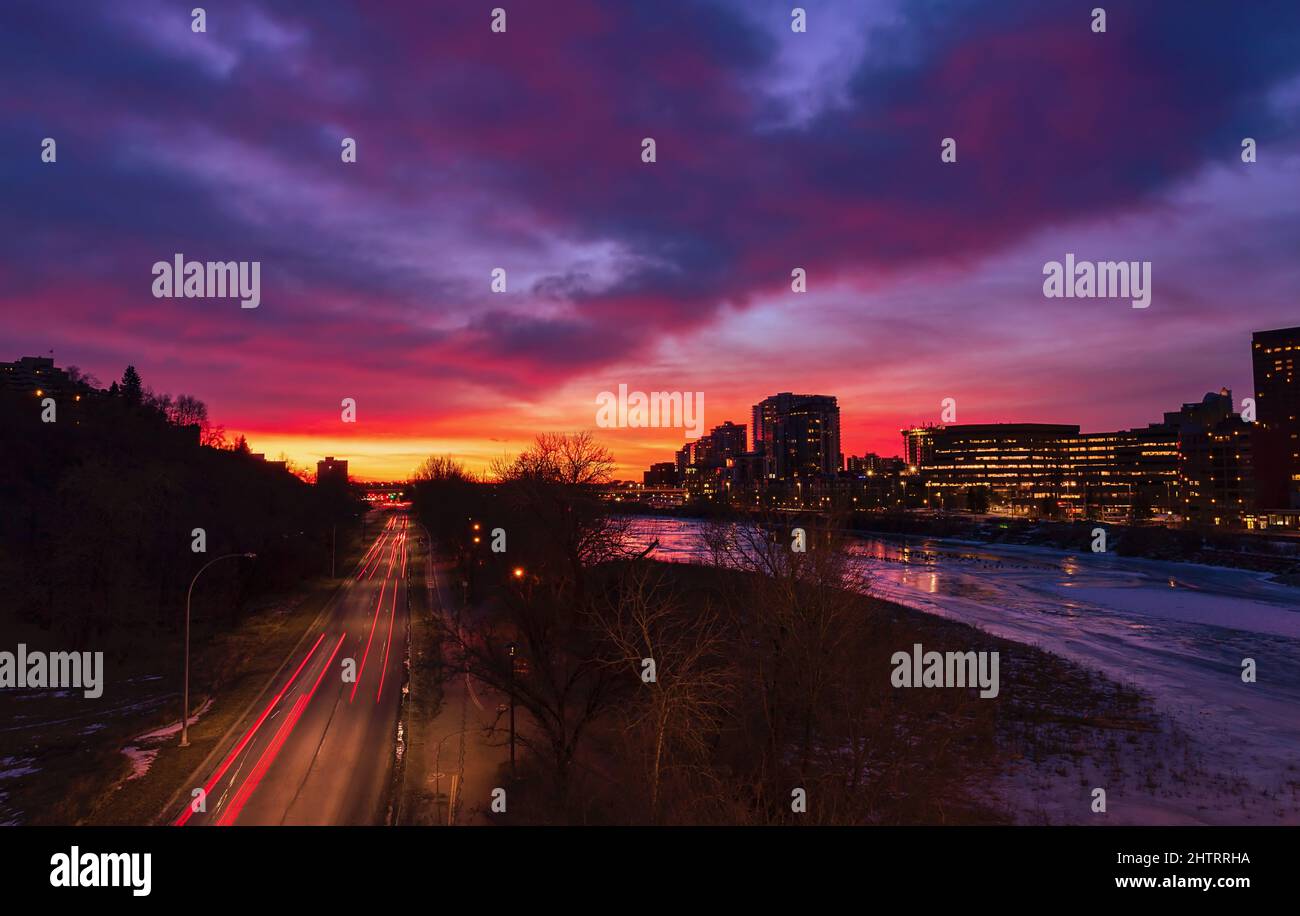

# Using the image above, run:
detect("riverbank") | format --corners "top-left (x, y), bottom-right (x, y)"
top-left (630, 516), bottom-right (1300, 824)
top-left (610, 560), bottom-right (1168, 824)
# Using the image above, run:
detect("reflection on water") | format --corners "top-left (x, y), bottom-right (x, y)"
top-left (630, 516), bottom-right (1087, 606)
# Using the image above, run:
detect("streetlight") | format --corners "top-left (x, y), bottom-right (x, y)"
top-left (180, 552), bottom-right (256, 747)
top-left (507, 641), bottom-right (518, 777)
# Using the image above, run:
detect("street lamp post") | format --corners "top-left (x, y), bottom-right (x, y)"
top-left (507, 642), bottom-right (517, 778)
top-left (180, 552), bottom-right (256, 747)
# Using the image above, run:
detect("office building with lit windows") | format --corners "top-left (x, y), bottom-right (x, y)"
top-left (1064, 425), bottom-right (1180, 519)
top-left (1167, 390), bottom-right (1254, 527)
top-left (924, 424), bottom-right (1077, 512)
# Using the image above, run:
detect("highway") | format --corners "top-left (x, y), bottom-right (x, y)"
top-left (173, 509), bottom-right (411, 826)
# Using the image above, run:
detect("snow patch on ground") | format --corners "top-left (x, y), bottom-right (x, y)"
top-left (120, 698), bottom-right (214, 781)
top-left (0, 757), bottom-right (40, 781)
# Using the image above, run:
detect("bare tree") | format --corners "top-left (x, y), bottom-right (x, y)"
top-left (170, 394), bottom-right (209, 428)
top-left (450, 569), bottom-right (629, 811)
top-left (410, 454), bottom-right (481, 556)
top-left (143, 388), bottom-right (172, 417)
top-left (413, 455), bottom-right (473, 483)
top-left (491, 432), bottom-right (635, 606)
top-left (697, 511), bottom-right (739, 569)
top-left (592, 562), bottom-right (736, 822)
top-left (64, 365), bottom-right (101, 390)
top-left (277, 452), bottom-right (310, 482)
top-left (442, 433), bottom-right (642, 813)
top-left (201, 424), bottom-right (229, 449)
top-left (697, 512), bottom-right (873, 807)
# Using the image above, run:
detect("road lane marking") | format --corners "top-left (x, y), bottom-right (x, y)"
top-left (173, 631), bottom-right (328, 826)
top-left (217, 632), bottom-right (347, 825)
top-left (351, 538), bottom-right (399, 702)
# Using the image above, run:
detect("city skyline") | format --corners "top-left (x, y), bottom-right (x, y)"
top-left (5, 1), bottom-right (1300, 480)
top-left (12, 321), bottom-right (1290, 491)
top-left (2, 330), bottom-right (1268, 483)
top-left (648, 324), bottom-right (1297, 478)
top-left (641, 323), bottom-right (1298, 529)
top-left (10, 322), bottom-right (1289, 514)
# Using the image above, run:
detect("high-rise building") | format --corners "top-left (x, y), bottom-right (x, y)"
top-left (708, 421), bottom-right (747, 461)
top-left (317, 456), bottom-right (349, 487)
top-left (900, 425), bottom-right (939, 470)
top-left (1252, 326), bottom-right (1299, 509)
top-left (751, 392), bottom-right (841, 479)
top-left (1163, 389), bottom-right (1254, 526)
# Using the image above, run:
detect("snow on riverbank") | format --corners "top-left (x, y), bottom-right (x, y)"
top-left (628, 517), bottom-right (1300, 824)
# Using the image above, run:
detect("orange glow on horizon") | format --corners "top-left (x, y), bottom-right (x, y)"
top-left (227, 431), bottom-right (689, 482)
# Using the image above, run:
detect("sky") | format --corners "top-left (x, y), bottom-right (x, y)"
top-left (3, 0), bottom-right (1299, 481)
